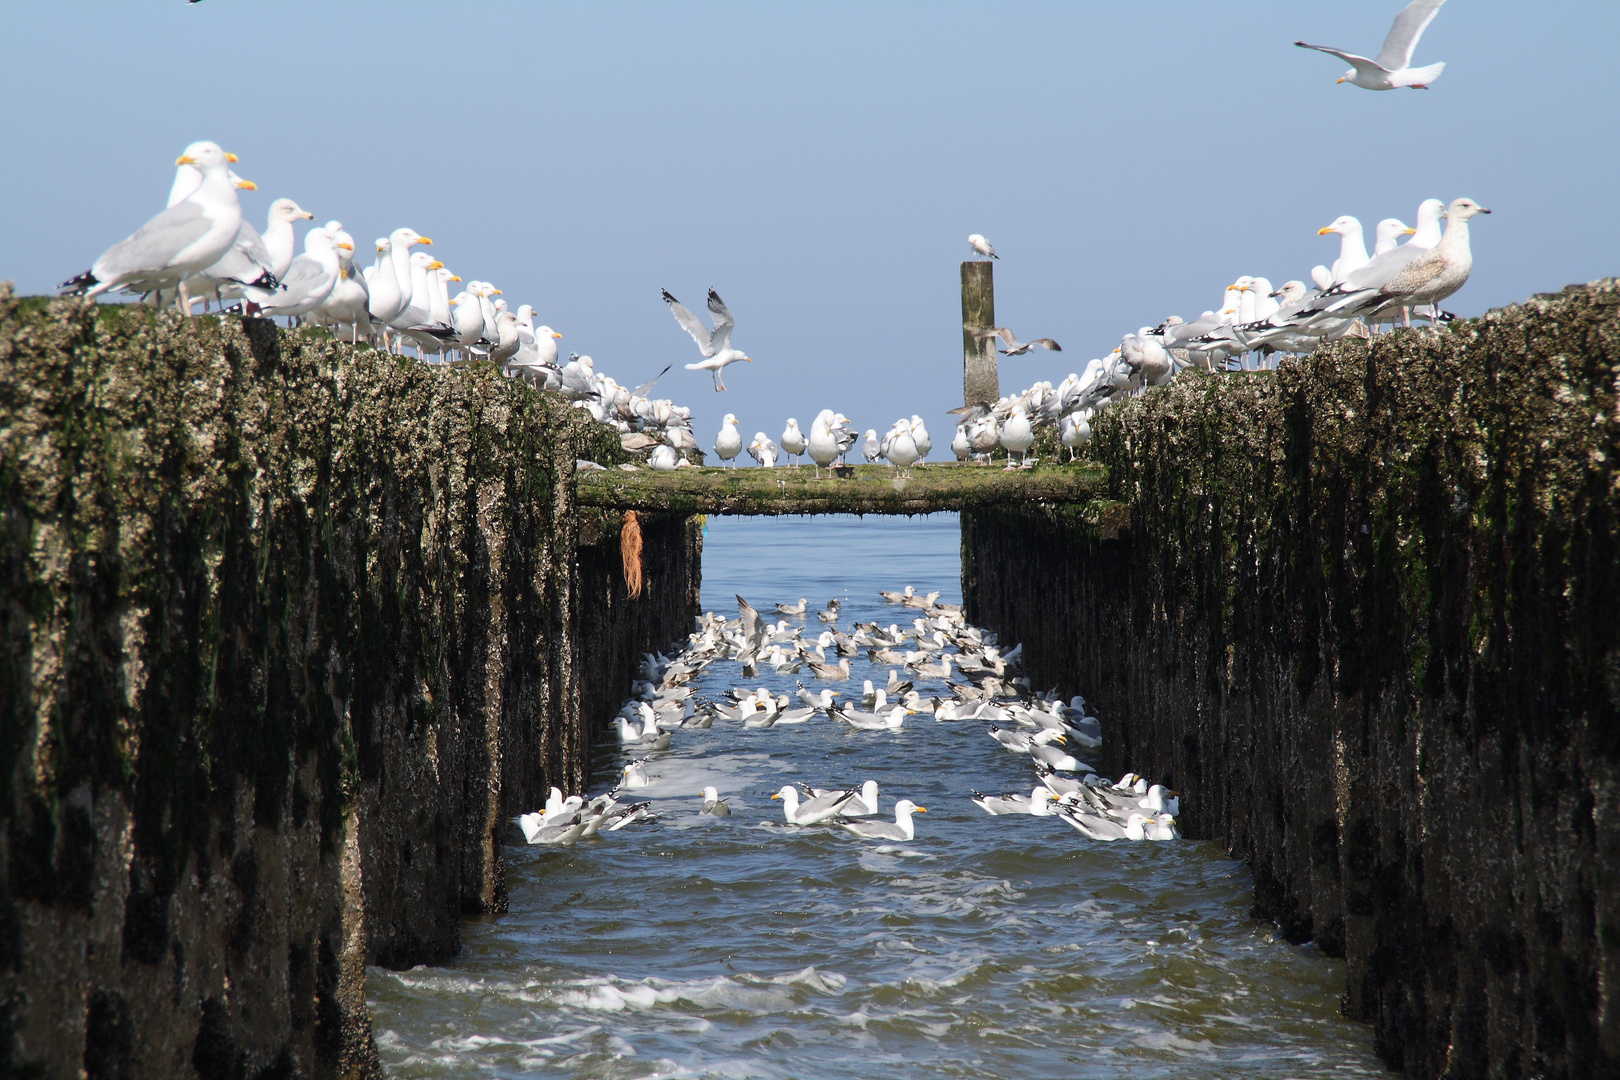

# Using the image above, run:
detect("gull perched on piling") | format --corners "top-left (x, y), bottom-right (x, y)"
top-left (663, 288), bottom-right (753, 391)
top-left (713, 413), bottom-right (743, 466)
top-left (1295, 0), bottom-right (1448, 90)
top-left (61, 141), bottom-right (245, 312)
top-left (781, 418), bottom-right (807, 466)
top-left (967, 234), bottom-right (997, 259)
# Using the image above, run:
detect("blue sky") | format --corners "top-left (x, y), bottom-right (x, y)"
top-left (3, 2), bottom-right (1615, 451)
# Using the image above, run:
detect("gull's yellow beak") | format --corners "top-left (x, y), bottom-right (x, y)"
top-left (225, 152), bottom-right (239, 162)
top-left (1237, 284), bottom-right (1251, 291)
top-left (336, 241), bottom-right (354, 251)
top-left (1317, 226), bottom-right (1335, 235)
top-left (449, 299), bottom-right (458, 306)
top-left (771, 792), bottom-right (782, 800)
top-left (551, 331), bottom-right (563, 339)
top-left (301, 211), bottom-right (315, 220)
top-left (1336, 77), bottom-right (1348, 84)
top-left (1403, 227), bottom-right (1417, 236)
top-left (427, 260), bottom-right (444, 270)
top-left (449, 275), bottom-right (461, 282)
top-left (235, 179), bottom-right (258, 191)
top-left (915, 807), bottom-right (928, 813)
top-left (376, 242), bottom-right (388, 251)
top-left (493, 289), bottom-right (503, 295)
top-left (745, 357), bottom-right (753, 362)
top-left (417, 236), bottom-right (434, 246)
top-left (175, 154), bottom-right (196, 165)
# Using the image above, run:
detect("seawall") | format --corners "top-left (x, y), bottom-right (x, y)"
top-left (0, 288), bottom-right (699, 1078)
top-left (963, 280), bottom-right (1620, 1078)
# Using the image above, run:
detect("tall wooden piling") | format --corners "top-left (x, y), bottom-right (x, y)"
top-left (961, 261), bottom-right (999, 407)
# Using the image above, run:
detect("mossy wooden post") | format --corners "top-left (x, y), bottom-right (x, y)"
top-left (961, 261), bottom-right (999, 407)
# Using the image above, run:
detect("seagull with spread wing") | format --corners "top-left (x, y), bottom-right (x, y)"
top-left (1295, 0), bottom-right (1448, 91)
top-left (662, 287), bottom-right (754, 391)
top-left (973, 327), bottom-right (1062, 356)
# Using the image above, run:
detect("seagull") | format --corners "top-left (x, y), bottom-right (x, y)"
top-left (862, 429), bottom-right (882, 463)
top-left (811, 779), bottom-right (880, 817)
top-left (649, 444), bottom-right (681, 471)
top-left (700, 786), bottom-right (732, 816)
top-left (781, 418), bottom-right (807, 466)
top-left (747, 431), bottom-right (779, 467)
top-left (775, 598), bottom-right (807, 615)
top-left (772, 784), bottom-right (857, 825)
top-left (61, 141), bottom-right (244, 313)
top-left (972, 787), bottom-right (1059, 816)
top-left (254, 227), bottom-right (345, 320)
top-left (663, 288), bottom-right (753, 390)
top-left (967, 234), bottom-right (997, 259)
top-left (973, 327), bottom-right (1062, 356)
top-left (840, 799), bottom-right (926, 841)
top-left (713, 413), bottom-right (743, 466)
top-left (1295, 0), bottom-right (1448, 91)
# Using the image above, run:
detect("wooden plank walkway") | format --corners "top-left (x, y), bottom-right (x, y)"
top-left (574, 462), bottom-right (1106, 516)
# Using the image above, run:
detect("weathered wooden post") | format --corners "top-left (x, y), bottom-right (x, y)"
top-left (961, 261), bottom-right (998, 407)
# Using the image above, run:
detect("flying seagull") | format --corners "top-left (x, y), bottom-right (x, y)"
top-left (1295, 0), bottom-right (1448, 90)
top-left (973, 327), bottom-right (1062, 356)
top-left (662, 288), bottom-right (753, 391)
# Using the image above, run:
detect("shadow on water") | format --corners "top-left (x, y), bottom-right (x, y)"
top-left (368, 513), bottom-right (1384, 1079)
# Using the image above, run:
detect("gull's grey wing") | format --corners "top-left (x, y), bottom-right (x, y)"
top-left (662, 289), bottom-right (715, 355)
top-left (706, 289), bottom-right (735, 352)
top-left (1375, 0), bottom-right (1446, 71)
top-left (92, 199), bottom-right (213, 282)
top-left (1293, 41), bottom-right (1387, 76)
top-left (632, 364), bottom-right (672, 399)
top-left (736, 594), bottom-right (765, 652)
top-left (204, 221), bottom-right (277, 285)
top-left (1028, 338), bottom-right (1062, 351)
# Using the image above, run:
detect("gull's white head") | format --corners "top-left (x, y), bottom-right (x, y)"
top-left (535, 325), bottom-right (562, 339)
top-left (722, 413), bottom-right (737, 426)
top-left (893, 799), bottom-right (926, 816)
top-left (270, 198), bottom-right (315, 225)
top-left (174, 141), bottom-right (235, 171)
top-left (1317, 215), bottom-right (1361, 237)
top-left (1273, 280), bottom-right (1308, 304)
top-left (1373, 218), bottom-right (1416, 253)
top-left (391, 227), bottom-right (432, 249)
top-left (1443, 197), bottom-right (1492, 222)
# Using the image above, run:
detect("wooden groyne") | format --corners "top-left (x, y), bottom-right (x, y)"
top-left (963, 280), bottom-right (1620, 1079)
top-left (0, 288), bottom-right (699, 1078)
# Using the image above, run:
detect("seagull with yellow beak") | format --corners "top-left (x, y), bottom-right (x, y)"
top-left (61, 140), bottom-right (246, 312)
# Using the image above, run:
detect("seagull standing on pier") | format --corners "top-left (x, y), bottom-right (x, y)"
top-left (1295, 0), bottom-right (1448, 91)
top-left (713, 414), bottom-right (743, 466)
top-left (60, 141), bottom-right (245, 312)
top-left (663, 288), bottom-right (753, 391)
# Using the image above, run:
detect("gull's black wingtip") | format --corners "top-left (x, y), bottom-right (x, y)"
top-left (661, 288), bottom-right (677, 303)
top-left (59, 271), bottom-right (97, 294)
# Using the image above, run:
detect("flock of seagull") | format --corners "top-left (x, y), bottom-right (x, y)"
top-left (516, 585), bottom-right (1180, 846)
top-left (57, 139), bottom-right (721, 470)
top-left (650, 174), bottom-right (1492, 476)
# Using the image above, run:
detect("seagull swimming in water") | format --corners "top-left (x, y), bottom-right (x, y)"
top-left (1295, 0), bottom-right (1448, 91)
top-left (662, 287), bottom-right (753, 391)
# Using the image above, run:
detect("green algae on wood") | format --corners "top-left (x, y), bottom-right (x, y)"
top-left (576, 461), bottom-right (1106, 516)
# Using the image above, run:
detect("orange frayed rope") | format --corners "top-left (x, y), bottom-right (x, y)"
top-left (621, 511), bottom-right (644, 599)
